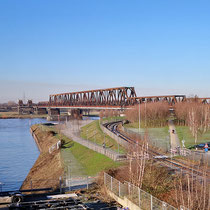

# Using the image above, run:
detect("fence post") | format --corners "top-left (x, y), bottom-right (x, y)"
top-left (162, 202), bottom-right (167, 210)
top-left (69, 177), bottom-right (71, 192)
top-left (119, 181), bottom-right (120, 197)
top-left (30, 180), bottom-right (33, 193)
top-left (111, 176), bottom-right (113, 191)
top-left (128, 183), bottom-right (131, 196)
top-left (104, 173), bottom-right (106, 186)
top-left (59, 176), bottom-right (62, 194)
top-left (138, 187), bottom-right (141, 207)
top-left (151, 195), bottom-right (153, 210)
top-left (86, 176), bottom-right (89, 190)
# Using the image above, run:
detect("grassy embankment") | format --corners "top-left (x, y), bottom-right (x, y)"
top-left (41, 123), bottom-right (121, 176)
top-left (176, 126), bottom-right (210, 148)
top-left (21, 124), bottom-right (63, 190)
top-left (80, 120), bottom-right (125, 154)
top-left (0, 111), bottom-right (47, 119)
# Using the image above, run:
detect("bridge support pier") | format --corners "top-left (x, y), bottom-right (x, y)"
top-left (82, 109), bottom-right (90, 116)
top-left (18, 100), bottom-right (34, 115)
top-left (47, 108), bottom-right (60, 121)
top-left (69, 109), bottom-right (82, 119)
top-left (34, 107), bottom-right (47, 115)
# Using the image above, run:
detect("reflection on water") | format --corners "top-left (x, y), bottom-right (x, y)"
top-left (0, 118), bottom-right (48, 191)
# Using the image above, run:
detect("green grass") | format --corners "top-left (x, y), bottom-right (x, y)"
top-left (80, 120), bottom-right (125, 153)
top-left (176, 126), bottom-right (210, 148)
top-left (126, 126), bottom-right (170, 152)
top-left (143, 127), bottom-right (169, 139)
top-left (40, 124), bottom-right (121, 176)
top-left (63, 140), bottom-right (121, 176)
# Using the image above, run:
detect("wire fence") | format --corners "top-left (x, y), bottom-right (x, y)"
top-left (63, 175), bottom-right (96, 191)
top-left (122, 127), bottom-right (171, 153)
top-left (104, 172), bottom-right (178, 210)
top-left (0, 178), bottom-right (61, 193)
top-left (61, 129), bottom-right (126, 161)
top-left (0, 176), bottom-right (96, 194)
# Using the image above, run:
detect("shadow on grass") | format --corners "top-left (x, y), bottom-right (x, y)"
top-left (62, 141), bottom-right (74, 149)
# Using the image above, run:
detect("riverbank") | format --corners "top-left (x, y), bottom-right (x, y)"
top-left (21, 121), bottom-right (121, 191)
top-left (0, 112), bottom-right (47, 119)
top-left (51, 121), bottom-right (121, 176)
top-left (21, 124), bottom-right (64, 191)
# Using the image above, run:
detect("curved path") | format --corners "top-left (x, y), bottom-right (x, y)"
top-left (61, 120), bottom-right (125, 161)
top-left (168, 120), bottom-right (181, 150)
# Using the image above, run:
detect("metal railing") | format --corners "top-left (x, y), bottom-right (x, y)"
top-left (61, 129), bottom-right (126, 161)
top-left (63, 176), bottom-right (95, 191)
top-left (0, 179), bottom-right (61, 193)
top-left (0, 176), bottom-right (96, 194)
top-left (104, 172), bottom-right (178, 210)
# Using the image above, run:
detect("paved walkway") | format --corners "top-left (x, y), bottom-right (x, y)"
top-left (168, 120), bottom-right (181, 150)
top-left (61, 120), bottom-right (93, 178)
top-left (61, 148), bottom-right (86, 178)
top-left (60, 120), bottom-right (125, 161)
top-left (60, 120), bottom-right (96, 191)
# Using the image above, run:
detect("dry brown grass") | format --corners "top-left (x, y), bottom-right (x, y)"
top-left (21, 125), bottom-right (64, 191)
top-left (105, 160), bottom-right (209, 209)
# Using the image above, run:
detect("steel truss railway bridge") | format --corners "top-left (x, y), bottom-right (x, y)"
top-left (38, 87), bottom-right (189, 109)
top-left (18, 87), bottom-right (209, 116)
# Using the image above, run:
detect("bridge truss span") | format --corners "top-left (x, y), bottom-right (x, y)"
top-left (36, 87), bottom-right (209, 109)
top-left (127, 95), bottom-right (186, 105)
top-left (199, 98), bottom-right (210, 104)
top-left (49, 87), bottom-right (137, 107)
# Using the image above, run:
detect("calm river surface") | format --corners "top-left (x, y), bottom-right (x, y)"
top-left (0, 118), bottom-right (48, 191)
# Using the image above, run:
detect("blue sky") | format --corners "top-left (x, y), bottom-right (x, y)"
top-left (0, 0), bottom-right (209, 102)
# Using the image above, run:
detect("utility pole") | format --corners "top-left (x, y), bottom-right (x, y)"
top-left (139, 100), bottom-right (141, 133)
top-left (144, 102), bottom-right (147, 127)
top-left (23, 91), bottom-right (26, 104)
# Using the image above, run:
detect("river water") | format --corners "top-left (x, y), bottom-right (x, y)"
top-left (0, 118), bottom-right (48, 192)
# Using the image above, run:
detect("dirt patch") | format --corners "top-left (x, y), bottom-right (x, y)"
top-left (21, 125), bottom-right (64, 191)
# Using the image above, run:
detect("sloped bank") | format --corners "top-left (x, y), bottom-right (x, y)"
top-left (21, 124), bottom-right (63, 191)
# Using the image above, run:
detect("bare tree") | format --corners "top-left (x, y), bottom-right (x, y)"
top-left (125, 102), bottom-right (169, 127)
top-left (175, 102), bottom-right (210, 143)
top-left (128, 132), bottom-right (149, 188)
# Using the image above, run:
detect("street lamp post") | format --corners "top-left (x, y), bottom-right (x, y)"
top-left (144, 102), bottom-right (147, 127)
